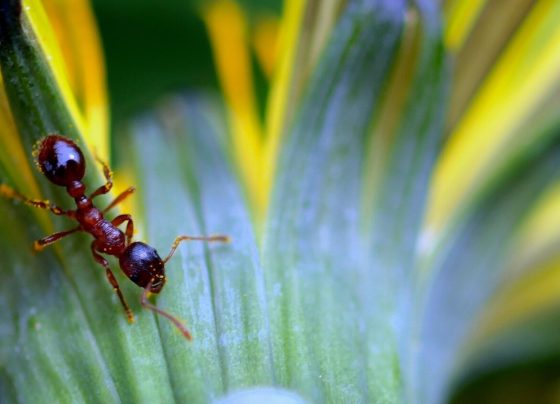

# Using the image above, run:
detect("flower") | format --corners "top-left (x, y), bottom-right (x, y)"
top-left (1, 0), bottom-right (559, 402)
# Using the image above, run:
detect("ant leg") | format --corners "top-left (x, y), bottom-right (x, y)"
top-left (102, 186), bottom-right (136, 213)
top-left (89, 156), bottom-right (113, 199)
top-left (90, 242), bottom-right (135, 323)
top-left (34, 226), bottom-right (81, 251)
top-left (111, 214), bottom-right (134, 245)
top-left (163, 234), bottom-right (230, 264)
top-left (1, 183), bottom-right (74, 217)
top-left (141, 279), bottom-right (192, 340)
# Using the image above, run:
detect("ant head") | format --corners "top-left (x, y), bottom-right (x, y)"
top-left (119, 242), bottom-right (166, 293)
top-left (36, 134), bottom-right (85, 186)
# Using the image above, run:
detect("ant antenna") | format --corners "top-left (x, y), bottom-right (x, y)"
top-left (163, 235), bottom-right (230, 264)
top-left (141, 279), bottom-right (193, 340)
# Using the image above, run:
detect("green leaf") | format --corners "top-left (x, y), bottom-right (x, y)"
top-left (126, 97), bottom-right (275, 398)
top-left (0, 0), bottom-right (104, 207)
top-left (0, 0), bottom-right (78, 144)
top-left (0, 96), bottom-right (270, 402)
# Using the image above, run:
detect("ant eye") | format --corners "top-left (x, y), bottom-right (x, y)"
top-left (37, 135), bottom-right (85, 186)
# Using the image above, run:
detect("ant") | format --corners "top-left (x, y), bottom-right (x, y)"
top-left (0, 134), bottom-right (229, 340)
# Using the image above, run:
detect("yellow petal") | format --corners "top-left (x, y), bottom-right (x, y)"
top-left (444, 0), bottom-right (487, 51)
top-left (262, 0), bottom-right (306, 221)
top-left (252, 14), bottom-right (279, 80)
top-left (362, 8), bottom-right (420, 221)
top-left (202, 0), bottom-right (264, 220)
top-left (428, 0), bottom-right (560, 238)
top-left (472, 256), bottom-right (560, 347)
top-left (0, 83), bottom-right (39, 194)
top-left (23, 0), bottom-right (109, 158)
top-left (509, 180), bottom-right (560, 274)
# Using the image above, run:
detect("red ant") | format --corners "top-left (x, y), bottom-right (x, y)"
top-left (0, 134), bottom-right (229, 340)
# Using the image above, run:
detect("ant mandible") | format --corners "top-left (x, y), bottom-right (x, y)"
top-left (0, 134), bottom-right (229, 340)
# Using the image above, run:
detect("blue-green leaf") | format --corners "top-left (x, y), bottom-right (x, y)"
top-left (263, 0), bottom-right (447, 402)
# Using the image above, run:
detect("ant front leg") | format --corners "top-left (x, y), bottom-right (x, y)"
top-left (103, 186), bottom-right (135, 213)
top-left (163, 234), bottom-right (230, 264)
top-left (34, 226), bottom-right (81, 251)
top-left (89, 156), bottom-right (113, 199)
top-left (1, 183), bottom-right (75, 217)
top-left (111, 214), bottom-right (134, 245)
top-left (141, 278), bottom-right (192, 340)
top-left (91, 241), bottom-right (135, 323)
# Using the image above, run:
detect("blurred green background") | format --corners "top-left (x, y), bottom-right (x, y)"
top-left (92, 0), bottom-right (280, 133)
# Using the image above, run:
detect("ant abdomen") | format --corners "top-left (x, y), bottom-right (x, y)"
top-left (37, 134), bottom-right (85, 186)
top-left (119, 242), bottom-right (166, 293)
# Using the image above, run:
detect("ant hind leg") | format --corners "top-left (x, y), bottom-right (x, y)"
top-left (90, 241), bottom-right (135, 323)
top-left (1, 183), bottom-right (74, 217)
top-left (34, 226), bottom-right (81, 251)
